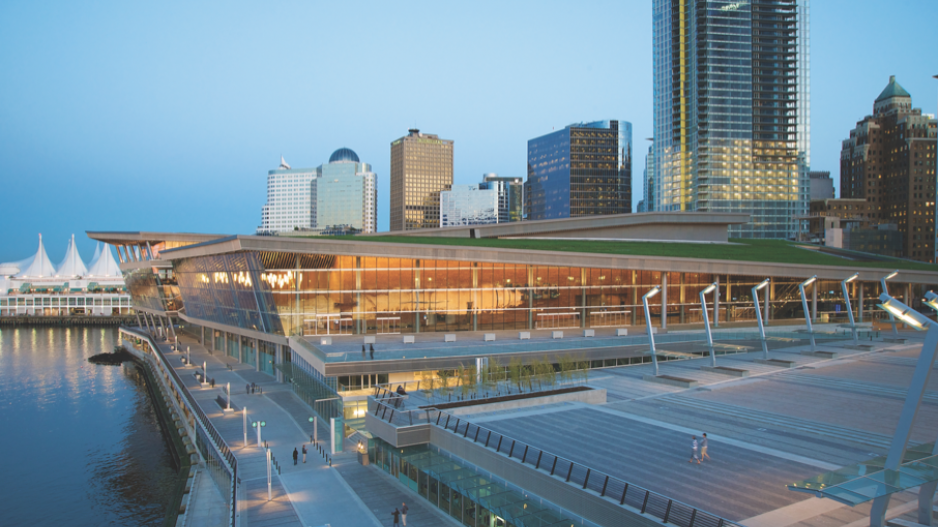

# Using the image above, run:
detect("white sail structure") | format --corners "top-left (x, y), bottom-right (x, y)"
top-left (86, 243), bottom-right (122, 278)
top-left (15, 234), bottom-right (57, 278)
top-left (88, 242), bottom-right (102, 268)
top-left (0, 254), bottom-right (35, 276)
top-left (55, 234), bottom-right (88, 278)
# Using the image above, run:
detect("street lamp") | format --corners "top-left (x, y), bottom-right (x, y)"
top-left (243, 407), bottom-right (248, 447)
top-left (881, 270), bottom-right (900, 338)
top-left (752, 278), bottom-right (771, 358)
top-left (266, 447), bottom-right (273, 501)
top-left (224, 382), bottom-right (233, 412)
top-left (643, 286), bottom-right (661, 376)
top-left (252, 420), bottom-right (267, 447)
top-left (699, 282), bottom-right (719, 366)
top-left (799, 276), bottom-right (818, 351)
top-left (842, 273), bottom-right (860, 344)
top-left (923, 291), bottom-right (938, 312)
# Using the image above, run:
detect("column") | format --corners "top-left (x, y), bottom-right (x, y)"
top-left (527, 265), bottom-right (534, 330)
top-left (714, 275), bottom-right (720, 327)
top-left (725, 276), bottom-right (731, 323)
top-left (858, 282), bottom-right (864, 322)
top-left (767, 280), bottom-right (774, 324)
top-left (136, 312), bottom-right (144, 330)
top-left (679, 273), bottom-right (686, 324)
top-left (255, 338), bottom-right (260, 372)
top-left (661, 273), bottom-right (667, 329)
top-left (224, 332), bottom-right (229, 359)
top-left (415, 262), bottom-right (421, 334)
top-left (472, 264), bottom-right (478, 332)
top-left (355, 257), bottom-right (363, 335)
top-left (631, 271), bottom-right (638, 326)
top-left (580, 268), bottom-right (587, 329)
top-left (812, 282), bottom-right (818, 322)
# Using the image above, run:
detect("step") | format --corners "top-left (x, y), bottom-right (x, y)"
top-left (700, 366), bottom-right (750, 377)
top-left (643, 374), bottom-right (699, 388)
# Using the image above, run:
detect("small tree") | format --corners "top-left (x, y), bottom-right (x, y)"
top-left (422, 376), bottom-right (436, 400)
top-left (508, 357), bottom-right (523, 393)
top-left (436, 369), bottom-right (452, 396)
top-left (461, 363), bottom-right (475, 398)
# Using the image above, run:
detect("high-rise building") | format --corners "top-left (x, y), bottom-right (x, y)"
top-left (643, 144), bottom-right (655, 213)
top-left (439, 185), bottom-right (499, 227)
top-left (652, 0), bottom-right (811, 239)
top-left (257, 157), bottom-right (317, 234)
top-left (808, 170), bottom-right (834, 200)
top-left (315, 148), bottom-right (377, 235)
top-left (526, 120), bottom-right (632, 221)
top-left (479, 173), bottom-right (524, 223)
top-left (840, 76), bottom-right (938, 262)
top-left (257, 149), bottom-right (377, 236)
top-left (389, 129), bottom-right (454, 231)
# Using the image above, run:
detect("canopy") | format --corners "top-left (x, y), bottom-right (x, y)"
top-left (88, 242), bottom-right (102, 268)
top-left (15, 234), bottom-right (56, 278)
top-left (86, 243), bottom-right (122, 278)
top-left (55, 234), bottom-right (88, 278)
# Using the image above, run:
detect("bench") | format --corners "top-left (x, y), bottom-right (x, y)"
top-left (403, 336), bottom-right (415, 344)
top-left (484, 333), bottom-right (496, 342)
top-left (551, 331), bottom-right (563, 339)
top-left (616, 328), bottom-right (628, 336)
top-left (444, 334), bottom-right (456, 342)
top-left (319, 337), bottom-right (332, 346)
top-left (363, 336), bottom-right (376, 344)
top-left (583, 329), bottom-right (595, 337)
top-left (519, 332), bottom-right (530, 340)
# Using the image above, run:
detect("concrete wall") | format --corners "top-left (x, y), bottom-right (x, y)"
top-left (444, 388), bottom-right (606, 417)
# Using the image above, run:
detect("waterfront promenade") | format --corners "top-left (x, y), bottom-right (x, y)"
top-left (146, 329), bottom-right (464, 527)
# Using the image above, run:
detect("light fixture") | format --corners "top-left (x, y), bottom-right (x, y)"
top-left (702, 283), bottom-right (717, 295)
top-left (645, 286), bottom-right (661, 299)
top-left (755, 278), bottom-right (770, 291)
top-left (878, 294), bottom-right (930, 331)
top-left (845, 272), bottom-right (860, 283)
top-left (924, 291), bottom-right (938, 312)
top-left (885, 270), bottom-right (899, 281)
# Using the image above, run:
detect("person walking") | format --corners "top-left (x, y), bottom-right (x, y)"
top-left (362, 345), bottom-right (366, 359)
top-left (401, 502), bottom-right (409, 526)
top-left (246, 383), bottom-right (250, 395)
top-left (293, 448), bottom-right (298, 465)
top-left (369, 344), bottom-right (375, 360)
top-left (689, 435), bottom-right (700, 464)
top-left (391, 508), bottom-right (400, 527)
top-left (302, 444), bottom-right (307, 463)
top-left (210, 378), bottom-right (215, 388)
top-left (700, 433), bottom-right (710, 462)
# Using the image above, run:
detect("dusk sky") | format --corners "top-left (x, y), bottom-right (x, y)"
top-left (1, 0), bottom-right (936, 263)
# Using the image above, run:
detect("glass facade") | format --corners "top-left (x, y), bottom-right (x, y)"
top-left (123, 267), bottom-right (181, 312)
top-left (314, 154), bottom-right (377, 234)
top-left (390, 130), bottom-right (454, 231)
top-left (170, 250), bottom-right (880, 338)
top-left (480, 174), bottom-right (524, 223)
top-left (257, 163), bottom-right (318, 234)
top-left (653, 0), bottom-right (810, 238)
top-left (526, 120), bottom-right (632, 220)
top-left (440, 185), bottom-right (499, 226)
top-left (371, 439), bottom-right (575, 527)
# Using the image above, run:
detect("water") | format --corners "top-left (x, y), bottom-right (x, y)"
top-left (0, 327), bottom-right (177, 526)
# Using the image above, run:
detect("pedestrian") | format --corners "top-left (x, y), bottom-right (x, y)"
top-left (369, 344), bottom-right (375, 360)
top-left (391, 508), bottom-right (400, 527)
top-left (302, 444), bottom-right (307, 463)
top-left (362, 345), bottom-right (366, 359)
top-left (701, 433), bottom-right (710, 462)
top-left (251, 382), bottom-right (256, 394)
top-left (293, 448), bottom-right (298, 465)
top-left (210, 378), bottom-right (215, 388)
top-left (401, 502), bottom-right (408, 526)
top-left (689, 435), bottom-right (700, 464)
top-left (246, 383), bottom-right (250, 395)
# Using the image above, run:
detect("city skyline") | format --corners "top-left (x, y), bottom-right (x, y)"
top-left (1, 0), bottom-right (937, 261)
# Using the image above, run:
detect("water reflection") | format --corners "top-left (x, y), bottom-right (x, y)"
top-left (0, 327), bottom-right (176, 526)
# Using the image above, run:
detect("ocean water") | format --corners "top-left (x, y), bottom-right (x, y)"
top-left (0, 326), bottom-right (176, 526)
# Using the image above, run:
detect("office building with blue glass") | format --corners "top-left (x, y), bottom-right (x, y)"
top-left (525, 121), bottom-right (632, 221)
top-left (652, 0), bottom-right (811, 239)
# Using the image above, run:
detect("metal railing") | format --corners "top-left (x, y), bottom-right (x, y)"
top-left (121, 327), bottom-right (238, 527)
top-left (370, 398), bottom-right (742, 527)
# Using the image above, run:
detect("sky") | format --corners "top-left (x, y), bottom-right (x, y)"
top-left (1, 0), bottom-right (936, 264)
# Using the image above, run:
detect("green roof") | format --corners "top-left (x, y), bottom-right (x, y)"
top-left (876, 75), bottom-right (911, 102)
top-left (293, 235), bottom-right (938, 272)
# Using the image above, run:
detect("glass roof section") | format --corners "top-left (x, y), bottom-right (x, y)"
top-left (789, 442), bottom-right (938, 505)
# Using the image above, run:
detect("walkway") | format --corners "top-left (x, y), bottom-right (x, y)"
top-left (147, 328), bottom-right (458, 527)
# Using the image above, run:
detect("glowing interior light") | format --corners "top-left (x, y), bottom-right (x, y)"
top-left (844, 273), bottom-right (859, 283)
top-left (755, 278), bottom-right (770, 291)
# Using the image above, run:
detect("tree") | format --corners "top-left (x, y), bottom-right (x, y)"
top-left (436, 369), bottom-right (453, 396)
top-left (508, 357), bottom-right (523, 392)
top-left (422, 376), bottom-right (436, 400)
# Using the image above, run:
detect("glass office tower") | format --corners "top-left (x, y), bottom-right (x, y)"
top-left (315, 148), bottom-right (377, 234)
top-left (653, 0), bottom-right (810, 239)
top-left (479, 173), bottom-right (524, 223)
top-left (257, 158), bottom-right (317, 234)
top-left (526, 120), bottom-right (632, 220)
top-left (390, 129), bottom-right (454, 231)
top-left (439, 185), bottom-right (499, 226)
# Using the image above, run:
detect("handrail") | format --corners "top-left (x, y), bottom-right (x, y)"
top-left (370, 397), bottom-right (742, 527)
top-left (121, 327), bottom-right (238, 527)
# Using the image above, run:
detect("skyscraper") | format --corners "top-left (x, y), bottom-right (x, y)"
top-left (643, 144), bottom-right (655, 213)
top-left (257, 149), bottom-right (377, 236)
top-left (257, 157), bottom-right (317, 234)
top-left (653, 0), bottom-right (811, 239)
top-left (840, 76), bottom-right (938, 262)
top-left (479, 173), bottom-right (524, 223)
top-left (526, 120), bottom-right (632, 221)
top-left (315, 148), bottom-right (377, 235)
top-left (439, 185), bottom-right (499, 227)
top-left (389, 129), bottom-right (454, 231)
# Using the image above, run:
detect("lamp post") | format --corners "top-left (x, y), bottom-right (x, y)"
top-left (252, 420), bottom-right (266, 447)
top-left (924, 291), bottom-right (938, 312)
top-left (243, 407), bottom-right (248, 447)
top-left (881, 270), bottom-right (900, 338)
top-left (224, 382), bottom-right (232, 412)
top-left (799, 276), bottom-right (818, 351)
top-left (869, 292), bottom-right (938, 527)
top-left (309, 416), bottom-right (317, 444)
top-left (842, 273), bottom-right (860, 344)
top-left (752, 278), bottom-right (771, 358)
top-left (699, 283), bottom-right (719, 366)
top-left (266, 447), bottom-right (272, 501)
top-left (202, 361), bottom-right (208, 386)
top-left (186, 346), bottom-right (191, 367)
top-left (643, 286), bottom-right (661, 376)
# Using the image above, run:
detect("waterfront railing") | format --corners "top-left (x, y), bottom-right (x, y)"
top-left (121, 327), bottom-right (239, 527)
top-left (370, 398), bottom-right (742, 527)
